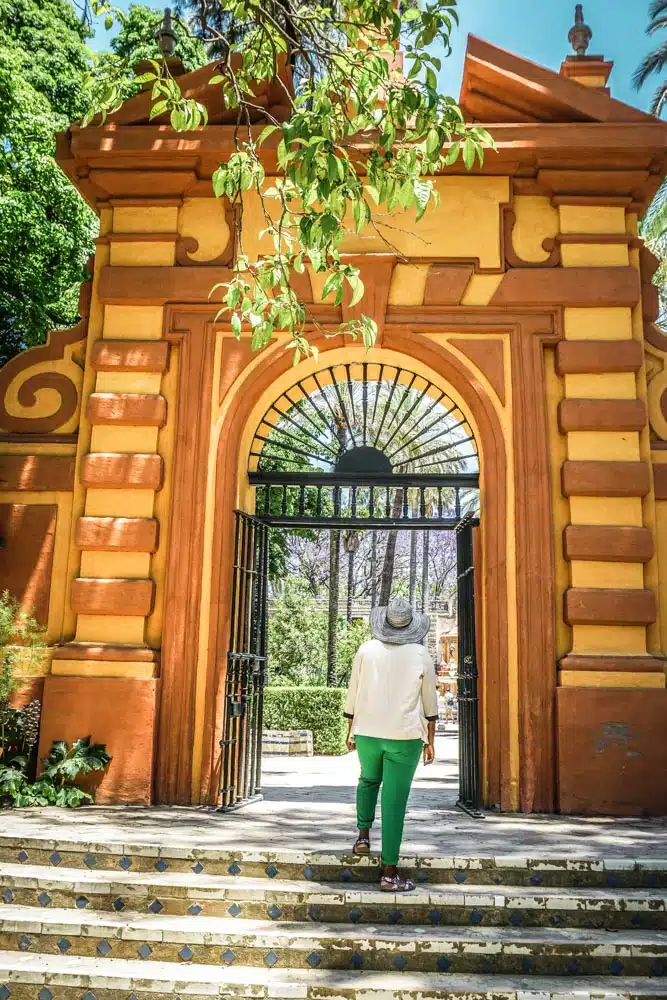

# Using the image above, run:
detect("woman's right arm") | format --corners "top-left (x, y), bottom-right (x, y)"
top-left (344, 649), bottom-right (362, 750)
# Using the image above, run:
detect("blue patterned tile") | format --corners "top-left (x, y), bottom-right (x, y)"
top-left (566, 959), bottom-right (581, 975)
top-left (0, 987), bottom-right (9, 1000)
top-left (84, 854), bottom-right (97, 869)
top-left (97, 941), bottom-right (112, 957)
top-left (482, 958), bottom-right (493, 973)
top-left (16, 850), bottom-right (28, 863)
top-left (148, 899), bottom-right (164, 914)
top-left (137, 943), bottom-right (152, 960)
top-left (393, 955), bottom-right (408, 971)
top-left (191, 862), bottom-right (204, 874)
top-left (610, 959), bottom-right (624, 975)
top-left (222, 949), bottom-right (236, 965)
top-left (75, 896), bottom-right (89, 909)
top-left (57, 939), bottom-right (71, 954)
top-left (119, 856), bottom-right (132, 871)
top-left (350, 953), bottom-right (364, 970)
top-left (492, 875), bottom-right (502, 885)
top-left (188, 904), bottom-right (203, 916)
top-left (155, 859), bottom-right (168, 873)
top-left (264, 950), bottom-right (280, 967)
top-left (38, 989), bottom-right (52, 1000)
top-left (1, 889), bottom-right (13, 904)
top-left (530, 873), bottom-right (542, 886)
top-left (349, 908), bottom-right (362, 923)
top-left (340, 869), bottom-right (353, 883)
top-left (179, 945), bottom-right (193, 962)
top-left (127, 993), bottom-right (138, 1000)
top-left (645, 874), bottom-right (659, 888)
top-left (454, 871), bottom-right (467, 884)
top-left (268, 904), bottom-right (281, 920)
top-left (228, 862), bottom-right (242, 876)
top-left (308, 905), bottom-right (322, 921)
top-left (429, 909), bottom-right (441, 925)
top-left (651, 959), bottom-right (666, 976)
top-left (417, 870), bottom-right (429, 883)
top-left (306, 952), bottom-right (321, 968)
top-left (522, 958), bottom-right (533, 972)
top-left (388, 909), bottom-right (402, 924)
top-left (470, 910), bottom-right (483, 925)
top-left (82, 992), bottom-right (97, 1000)
top-left (18, 935), bottom-right (31, 952)
top-left (303, 866), bottom-right (314, 880)
top-left (631, 914), bottom-right (643, 927)
top-left (228, 903), bottom-right (242, 917)
top-left (508, 912), bottom-right (522, 926)
top-left (265, 864), bottom-right (279, 879)
top-left (607, 874), bottom-right (618, 888)
top-left (38, 891), bottom-right (51, 907)
top-left (112, 898), bottom-right (125, 912)
top-left (437, 956), bottom-right (451, 972)
top-left (550, 914), bottom-right (563, 926)
top-left (49, 852), bottom-right (62, 867)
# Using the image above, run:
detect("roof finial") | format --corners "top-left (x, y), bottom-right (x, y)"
top-left (568, 4), bottom-right (592, 57)
top-left (156, 8), bottom-right (177, 58)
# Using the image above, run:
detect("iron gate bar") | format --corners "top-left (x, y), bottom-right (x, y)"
top-left (249, 472), bottom-right (480, 487)
top-left (219, 512), bottom-right (269, 812)
top-left (455, 513), bottom-right (483, 819)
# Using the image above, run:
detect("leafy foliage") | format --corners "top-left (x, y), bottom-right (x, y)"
top-left (634, 0), bottom-right (667, 116)
top-left (0, 736), bottom-right (112, 808)
top-left (263, 685), bottom-right (347, 754)
top-left (0, 0), bottom-right (97, 364)
top-left (0, 591), bottom-right (46, 707)
top-left (90, 0), bottom-right (494, 361)
top-left (268, 576), bottom-right (371, 685)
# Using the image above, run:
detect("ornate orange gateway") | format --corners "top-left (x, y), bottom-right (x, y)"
top-left (1, 34), bottom-right (667, 815)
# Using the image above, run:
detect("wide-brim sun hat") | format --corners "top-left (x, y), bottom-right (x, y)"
top-left (370, 596), bottom-right (430, 645)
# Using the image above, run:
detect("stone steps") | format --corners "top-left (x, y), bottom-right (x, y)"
top-left (2, 952), bottom-right (667, 1000)
top-left (1, 838), bottom-right (665, 888)
top-left (2, 904), bottom-right (667, 976)
top-left (1, 864), bottom-right (666, 930)
top-left (0, 837), bottom-right (666, 999)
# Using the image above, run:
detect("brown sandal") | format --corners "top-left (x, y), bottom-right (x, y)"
top-left (353, 836), bottom-right (371, 855)
top-left (380, 874), bottom-right (415, 892)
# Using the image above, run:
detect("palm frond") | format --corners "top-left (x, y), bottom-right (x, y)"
top-left (633, 41), bottom-right (667, 90)
top-left (649, 0), bottom-right (667, 22)
top-left (652, 81), bottom-right (667, 115)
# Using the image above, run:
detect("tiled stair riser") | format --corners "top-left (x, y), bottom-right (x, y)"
top-left (2, 931), bottom-right (667, 976)
top-left (1, 846), bottom-right (665, 889)
top-left (2, 886), bottom-right (666, 930)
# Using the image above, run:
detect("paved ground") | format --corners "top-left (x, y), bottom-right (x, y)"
top-left (2, 734), bottom-right (666, 858)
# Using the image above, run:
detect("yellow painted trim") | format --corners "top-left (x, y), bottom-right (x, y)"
top-left (570, 561), bottom-right (645, 589)
top-left (388, 264), bottom-right (430, 306)
top-left (568, 496), bottom-right (644, 526)
top-left (89, 426), bottom-right (159, 454)
top-left (545, 349), bottom-right (572, 659)
top-left (95, 372), bottom-right (163, 394)
top-left (559, 671), bottom-right (665, 688)
top-left (566, 431), bottom-right (641, 462)
top-left (564, 373), bottom-right (637, 400)
top-left (79, 551), bottom-right (152, 579)
top-left (103, 305), bottom-right (164, 341)
top-left (84, 489), bottom-right (156, 518)
top-left (560, 244), bottom-right (629, 268)
top-left (109, 243), bottom-right (175, 267)
top-left (558, 205), bottom-right (627, 234)
top-left (563, 308), bottom-right (633, 341)
top-left (0, 443), bottom-right (77, 457)
top-left (113, 205), bottom-right (179, 234)
top-left (572, 624), bottom-right (647, 656)
top-left (459, 273), bottom-right (504, 306)
top-left (75, 614), bottom-right (146, 644)
top-left (51, 659), bottom-right (158, 678)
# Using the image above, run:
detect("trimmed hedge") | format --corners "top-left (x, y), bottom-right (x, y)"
top-left (263, 687), bottom-right (347, 755)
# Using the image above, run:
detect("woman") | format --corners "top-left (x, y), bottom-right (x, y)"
top-left (344, 595), bottom-right (438, 892)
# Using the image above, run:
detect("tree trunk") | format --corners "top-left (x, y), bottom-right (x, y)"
top-left (420, 529), bottom-right (430, 614)
top-left (370, 532), bottom-right (377, 606)
top-left (327, 530), bottom-right (340, 686)
top-left (346, 545), bottom-right (355, 622)
top-left (409, 529), bottom-right (418, 606)
top-left (379, 489), bottom-right (404, 606)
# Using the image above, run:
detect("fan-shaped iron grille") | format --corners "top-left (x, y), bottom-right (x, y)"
top-left (248, 364), bottom-right (480, 527)
top-left (250, 363), bottom-right (479, 476)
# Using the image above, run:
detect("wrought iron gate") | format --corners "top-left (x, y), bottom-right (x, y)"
top-left (219, 512), bottom-right (269, 811)
top-left (455, 514), bottom-right (483, 817)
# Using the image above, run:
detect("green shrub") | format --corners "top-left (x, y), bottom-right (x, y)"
top-left (263, 686), bottom-right (347, 755)
top-left (0, 736), bottom-right (112, 809)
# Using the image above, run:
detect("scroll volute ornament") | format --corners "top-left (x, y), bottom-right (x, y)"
top-left (502, 206), bottom-right (561, 269)
top-left (175, 198), bottom-right (238, 267)
top-left (0, 266), bottom-right (92, 435)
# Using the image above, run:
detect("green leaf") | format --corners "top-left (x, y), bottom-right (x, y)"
top-left (462, 137), bottom-right (476, 170)
top-left (426, 128), bottom-right (440, 157)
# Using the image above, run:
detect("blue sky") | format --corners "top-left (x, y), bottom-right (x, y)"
top-left (89, 0), bottom-right (656, 113)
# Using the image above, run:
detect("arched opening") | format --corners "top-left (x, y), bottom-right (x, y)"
top-left (219, 356), bottom-right (485, 817)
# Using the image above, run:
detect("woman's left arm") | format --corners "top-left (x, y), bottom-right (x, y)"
top-left (421, 656), bottom-right (439, 765)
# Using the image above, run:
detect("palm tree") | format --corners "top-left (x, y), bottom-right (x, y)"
top-left (635, 2), bottom-right (667, 321)
top-left (634, 0), bottom-right (667, 116)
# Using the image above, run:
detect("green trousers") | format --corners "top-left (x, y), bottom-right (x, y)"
top-left (355, 735), bottom-right (423, 866)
